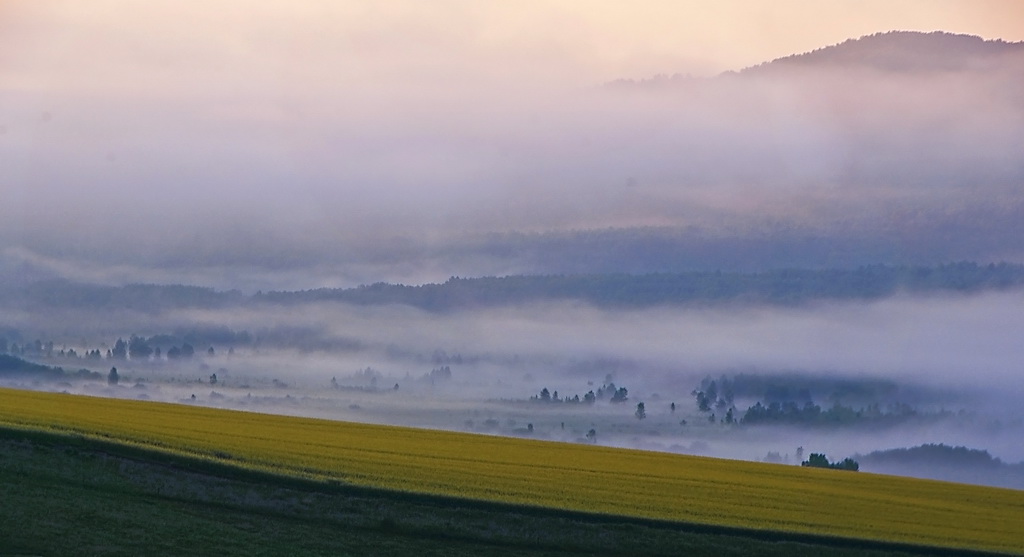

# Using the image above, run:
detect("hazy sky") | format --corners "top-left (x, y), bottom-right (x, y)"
top-left (2, 1), bottom-right (1023, 288)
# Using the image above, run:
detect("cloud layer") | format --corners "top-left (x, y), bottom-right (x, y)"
top-left (2, 4), bottom-right (1023, 288)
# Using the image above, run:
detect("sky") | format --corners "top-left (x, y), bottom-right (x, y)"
top-left (2, 1), bottom-right (1024, 289)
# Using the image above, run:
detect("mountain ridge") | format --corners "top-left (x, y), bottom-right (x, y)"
top-left (611, 30), bottom-right (1024, 87)
top-left (737, 30), bottom-right (1024, 75)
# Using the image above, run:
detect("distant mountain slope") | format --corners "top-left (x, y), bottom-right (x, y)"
top-left (0, 354), bottom-right (64, 379)
top-left (855, 444), bottom-right (1024, 490)
top-left (2, 263), bottom-right (1023, 312)
top-left (258, 262), bottom-right (1024, 310)
top-left (738, 30), bottom-right (1024, 75)
top-left (611, 30), bottom-right (1024, 87)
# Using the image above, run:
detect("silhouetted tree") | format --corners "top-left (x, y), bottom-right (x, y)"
top-left (610, 387), bottom-right (628, 403)
top-left (696, 391), bottom-right (711, 412)
top-left (801, 453), bottom-right (858, 471)
top-left (128, 335), bottom-right (152, 360)
top-left (107, 367), bottom-right (119, 385)
top-left (112, 338), bottom-right (127, 360)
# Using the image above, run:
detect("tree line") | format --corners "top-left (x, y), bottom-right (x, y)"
top-left (6, 262), bottom-right (1023, 313)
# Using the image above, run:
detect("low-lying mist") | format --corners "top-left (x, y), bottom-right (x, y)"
top-left (4, 288), bottom-right (1023, 488)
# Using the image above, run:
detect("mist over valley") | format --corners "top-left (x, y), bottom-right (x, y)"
top-left (4, 9), bottom-right (1024, 496)
top-left (3, 265), bottom-right (1024, 489)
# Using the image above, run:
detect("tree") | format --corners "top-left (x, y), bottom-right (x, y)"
top-left (586, 429), bottom-right (597, 443)
top-left (610, 387), bottom-right (628, 403)
top-left (696, 391), bottom-right (711, 412)
top-left (706, 380), bottom-right (718, 404)
top-left (802, 453), bottom-right (830, 468)
top-left (107, 367), bottom-right (119, 385)
top-left (800, 453), bottom-right (857, 471)
top-left (635, 402), bottom-right (646, 420)
top-left (540, 387), bottom-right (551, 402)
top-left (834, 457), bottom-right (860, 471)
top-left (209, 373), bottom-right (218, 385)
top-left (112, 338), bottom-right (127, 360)
top-left (128, 335), bottom-right (152, 360)
top-left (670, 402), bottom-right (676, 413)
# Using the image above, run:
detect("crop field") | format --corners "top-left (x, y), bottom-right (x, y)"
top-left (1, 387), bottom-right (1022, 555)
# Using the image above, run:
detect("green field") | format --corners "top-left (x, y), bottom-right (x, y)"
top-left (1, 387), bottom-right (1021, 555)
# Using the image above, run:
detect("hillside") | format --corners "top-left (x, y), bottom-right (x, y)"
top-left (3, 427), bottom-right (972, 557)
top-left (857, 444), bottom-right (1024, 490)
top-left (610, 30), bottom-right (1024, 87)
top-left (738, 31), bottom-right (1024, 75)
top-left (0, 387), bottom-right (1021, 555)
top-left (2, 263), bottom-right (1022, 314)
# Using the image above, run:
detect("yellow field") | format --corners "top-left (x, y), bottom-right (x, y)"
top-left (1, 387), bottom-right (1021, 554)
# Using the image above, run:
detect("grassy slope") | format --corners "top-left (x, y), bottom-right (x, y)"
top-left (0, 387), bottom-right (1021, 555)
top-left (1, 428), bottom-right (942, 557)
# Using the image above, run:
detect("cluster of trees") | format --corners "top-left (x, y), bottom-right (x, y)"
top-left (0, 354), bottom-right (102, 381)
top-left (692, 376), bottom-right (736, 412)
top-left (0, 354), bottom-right (64, 379)
top-left (690, 376), bottom-right (737, 424)
top-left (1, 332), bottom-right (219, 363)
top-left (801, 453), bottom-right (860, 471)
top-left (254, 262), bottom-right (1024, 311)
top-left (857, 444), bottom-right (1010, 468)
top-left (428, 366), bottom-right (452, 382)
top-left (5, 263), bottom-right (1024, 315)
top-left (1, 338), bottom-right (104, 361)
top-left (740, 400), bottom-right (926, 427)
top-left (3, 279), bottom-right (241, 312)
top-left (717, 373), bottom-right (901, 407)
top-left (330, 367), bottom-right (401, 392)
top-left (530, 383), bottom-right (629, 404)
top-left (853, 444), bottom-right (1024, 490)
top-left (106, 336), bottom-right (200, 361)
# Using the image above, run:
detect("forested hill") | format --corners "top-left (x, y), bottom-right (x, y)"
top-left (257, 262), bottom-right (1024, 310)
top-left (2, 263), bottom-right (1023, 313)
top-left (610, 31), bottom-right (1024, 87)
top-left (737, 31), bottom-right (1024, 75)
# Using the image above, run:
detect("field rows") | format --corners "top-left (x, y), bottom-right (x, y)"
top-left (1, 387), bottom-right (1021, 554)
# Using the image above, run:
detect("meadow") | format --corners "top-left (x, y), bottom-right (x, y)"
top-left (1, 387), bottom-right (1021, 555)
